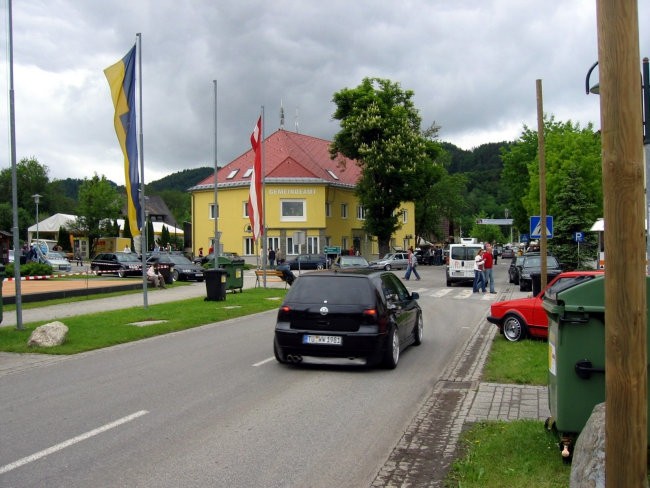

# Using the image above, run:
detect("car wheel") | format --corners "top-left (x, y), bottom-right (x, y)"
top-left (118, 269), bottom-right (126, 278)
top-left (384, 264), bottom-right (391, 271)
top-left (273, 338), bottom-right (287, 364)
top-left (413, 313), bottom-right (423, 346)
top-left (502, 314), bottom-right (527, 342)
top-left (171, 269), bottom-right (180, 282)
top-left (383, 326), bottom-right (400, 369)
top-left (316, 264), bottom-right (324, 270)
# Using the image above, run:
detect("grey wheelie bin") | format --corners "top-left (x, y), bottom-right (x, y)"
top-left (543, 274), bottom-right (650, 460)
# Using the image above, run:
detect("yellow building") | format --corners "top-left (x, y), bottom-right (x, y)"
top-left (189, 129), bottom-right (415, 264)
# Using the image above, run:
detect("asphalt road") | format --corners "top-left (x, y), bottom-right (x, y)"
top-left (0, 264), bottom-right (508, 487)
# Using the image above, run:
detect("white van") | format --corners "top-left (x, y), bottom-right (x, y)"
top-left (445, 243), bottom-right (483, 286)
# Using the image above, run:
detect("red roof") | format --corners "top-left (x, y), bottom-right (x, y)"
top-left (194, 129), bottom-right (360, 188)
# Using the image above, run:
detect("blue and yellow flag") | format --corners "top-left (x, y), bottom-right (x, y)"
top-left (104, 45), bottom-right (142, 237)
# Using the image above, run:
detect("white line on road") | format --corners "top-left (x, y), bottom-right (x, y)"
top-left (253, 356), bottom-right (275, 367)
top-left (0, 410), bottom-right (149, 475)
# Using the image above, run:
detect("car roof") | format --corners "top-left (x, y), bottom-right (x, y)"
top-left (300, 268), bottom-right (384, 278)
top-left (556, 270), bottom-right (604, 278)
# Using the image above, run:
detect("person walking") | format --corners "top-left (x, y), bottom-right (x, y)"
top-left (483, 244), bottom-right (496, 294)
top-left (74, 249), bottom-right (83, 266)
top-left (473, 249), bottom-right (486, 293)
top-left (404, 246), bottom-right (421, 281)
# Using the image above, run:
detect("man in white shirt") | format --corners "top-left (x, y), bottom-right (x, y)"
top-left (147, 263), bottom-right (166, 289)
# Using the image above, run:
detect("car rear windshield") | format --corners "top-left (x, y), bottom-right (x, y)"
top-left (287, 276), bottom-right (374, 304)
top-left (524, 255), bottom-right (559, 268)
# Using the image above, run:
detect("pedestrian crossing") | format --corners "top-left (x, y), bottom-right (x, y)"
top-left (406, 287), bottom-right (500, 301)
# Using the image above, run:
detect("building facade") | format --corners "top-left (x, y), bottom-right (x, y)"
top-left (189, 129), bottom-right (416, 264)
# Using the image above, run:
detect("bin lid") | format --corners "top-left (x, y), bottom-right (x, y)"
top-left (543, 274), bottom-right (605, 313)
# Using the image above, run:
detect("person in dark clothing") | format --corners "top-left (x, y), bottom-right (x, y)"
top-left (276, 263), bottom-right (296, 285)
top-left (268, 248), bottom-right (276, 268)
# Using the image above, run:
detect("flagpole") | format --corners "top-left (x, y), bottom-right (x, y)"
top-left (261, 106), bottom-right (267, 287)
top-left (7, 0), bottom-right (24, 330)
top-left (136, 32), bottom-right (148, 308)
top-left (213, 80), bottom-right (219, 270)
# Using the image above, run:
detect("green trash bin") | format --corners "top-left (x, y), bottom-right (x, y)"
top-left (204, 268), bottom-right (227, 301)
top-left (0, 263), bottom-right (4, 324)
top-left (217, 256), bottom-right (245, 292)
top-left (543, 274), bottom-right (650, 458)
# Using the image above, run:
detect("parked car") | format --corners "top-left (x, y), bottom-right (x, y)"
top-left (508, 255), bottom-right (525, 284)
top-left (369, 252), bottom-right (409, 271)
top-left (273, 268), bottom-right (422, 368)
top-left (517, 253), bottom-right (562, 292)
top-left (332, 255), bottom-right (370, 269)
top-left (43, 251), bottom-right (72, 272)
top-left (415, 249), bottom-right (433, 265)
top-left (286, 253), bottom-right (328, 270)
top-left (147, 253), bottom-right (204, 282)
top-left (501, 247), bottom-right (515, 259)
top-left (488, 270), bottom-right (604, 341)
top-left (90, 252), bottom-right (143, 277)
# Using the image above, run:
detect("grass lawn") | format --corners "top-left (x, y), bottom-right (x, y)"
top-left (0, 287), bottom-right (286, 354)
top-left (482, 334), bottom-right (549, 385)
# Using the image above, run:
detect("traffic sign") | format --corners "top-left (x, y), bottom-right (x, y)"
top-left (323, 246), bottom-right (341, 254)
top-left (530, 215), bottom-right (553, 239)
top-left (574, 232), bottom-right (584, 243)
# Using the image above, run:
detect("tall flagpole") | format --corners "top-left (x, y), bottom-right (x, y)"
top-left (7, 0), bottom-right (23, 330)
top-left (136, 32), bottom-right (148, 308)
top-left (261, 106), bottom-right (267, 286)
top-left (213, 80), bottom-right (219, 269)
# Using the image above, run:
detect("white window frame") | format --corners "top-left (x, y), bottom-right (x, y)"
top-left (242, 201), bottom-right (249, 217)
top-left (307, 236), bottom-right (319, 254)
top-left (209, 203), bottom-right (219, 219)
top-left (280, 199), bottom-right (307, 222)
top-left (244, 237), bottom-right (255, 256)
top-left (286, 237), bottom-right (300, 255)
top-left (267, 237), bottom-right (280, 256)
top-left (325, 202), bottom-right (331, 218)
top-left (356, 205), bottom-right (365, 220)
top-left (402, 209), bottom-right (408, 224)
top-left (341, 203), bottom-right (348, 219)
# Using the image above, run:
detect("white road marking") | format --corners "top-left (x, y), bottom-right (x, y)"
top-left (0, 410), bottom-right (149, 475)
top-left (253, 357), bottom-right (275, 367)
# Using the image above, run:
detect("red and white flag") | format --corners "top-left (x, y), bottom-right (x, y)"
top-left (248, 116), bottom-right (263, 241)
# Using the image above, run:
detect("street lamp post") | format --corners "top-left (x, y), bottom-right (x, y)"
top-left (32, 193), bottom-right (42, 248)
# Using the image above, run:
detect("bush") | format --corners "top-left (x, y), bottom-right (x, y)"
top-left (4, 262), bottom-right (53, 276)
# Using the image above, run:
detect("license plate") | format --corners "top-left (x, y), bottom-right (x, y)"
top-left (303, 335), bottom-right (342, 345)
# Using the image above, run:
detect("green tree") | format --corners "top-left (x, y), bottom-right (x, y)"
top-left (56, 226), bottom-right (72, 252)
top-left (70, 174), bottom-right (123, 257)
top-left (330, 78), bottom-right (430, 254)
top-left (160, 225), bottom-right (171, 248)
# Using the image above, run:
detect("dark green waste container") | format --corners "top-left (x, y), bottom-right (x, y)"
top-left (543, 274), bottom-right (650, 449)
top-left (0, 263), bottom-right (4, 324)
top-left (213, 256), bottom-right (245, 292)
top-left (204, 268), bottom-right (227, 301)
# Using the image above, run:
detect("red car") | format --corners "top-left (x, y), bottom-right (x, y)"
top-left (487, 270), bottom-right (604, 341)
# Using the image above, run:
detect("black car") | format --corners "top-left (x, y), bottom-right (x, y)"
top-left (517, 253), bottom-right (562, 292)
top-left (285, 253), bottom-right (328, 270)
top-left (147, 253), bottom-right (204, 282)
top-left (508, 255), bottom-right (525, 284)
top-left (274, 268), bottom-right (422, 369)
top-left (90, 252), bottom-right (143, 277)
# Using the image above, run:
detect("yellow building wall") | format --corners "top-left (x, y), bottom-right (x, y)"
top-left (191, 184), bottom-right (416, 260)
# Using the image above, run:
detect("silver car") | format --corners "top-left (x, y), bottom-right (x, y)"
top-left (44, 251), bottom-right (72, 272)
top-left (369, 252), bottom-right (409, 270)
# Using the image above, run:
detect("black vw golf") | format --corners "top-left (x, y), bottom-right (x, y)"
top-left (274, 268), bottom-right (423, 369)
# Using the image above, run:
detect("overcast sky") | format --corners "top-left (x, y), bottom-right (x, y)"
top-left (0, 1), bottom-right (649, 184)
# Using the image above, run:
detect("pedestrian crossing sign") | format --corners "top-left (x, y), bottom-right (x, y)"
top-left (530, 215), bottom-right (553, 239)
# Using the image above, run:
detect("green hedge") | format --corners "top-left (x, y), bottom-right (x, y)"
top-left (3, 262), bottom-right (53, 277)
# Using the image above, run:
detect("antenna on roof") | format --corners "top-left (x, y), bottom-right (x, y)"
top-left (280, 99), bottom-right (285, 130)
top-left (294, 107), bottom-right (299, 133)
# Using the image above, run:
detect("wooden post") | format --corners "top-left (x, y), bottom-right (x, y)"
top-left (596, 1), bottom-right (647, 485)
top-left (536, 80), bottom-right (548, 291)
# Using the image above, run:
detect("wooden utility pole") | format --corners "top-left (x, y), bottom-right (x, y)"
top-left (536, 80), bottom-right (548, 291)
top-left (596, 1), bottom-right (647, 485)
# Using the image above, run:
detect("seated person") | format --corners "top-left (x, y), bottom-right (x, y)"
top-left (275, 263), bottom-right (296, 286)
top-left (147, 263), bottom-right (166, 289)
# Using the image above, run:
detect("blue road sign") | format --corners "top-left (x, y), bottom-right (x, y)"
top-left (520, 234), bottom-right (529, 243)
top-left (574, 232), bottom-right (584, 243)
top-left (530, 215), bottom-right (553, 239)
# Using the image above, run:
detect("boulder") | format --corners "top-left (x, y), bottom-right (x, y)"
top-left (570, 402), bottom-right (605, 488)
top-left (27, 321), bottom-right (69, 347)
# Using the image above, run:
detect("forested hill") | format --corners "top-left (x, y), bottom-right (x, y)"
top-left (147, 167), bottom-right (213, 192)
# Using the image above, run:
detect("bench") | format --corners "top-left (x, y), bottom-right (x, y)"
top-left (254, 269), bottom-right (288, 288)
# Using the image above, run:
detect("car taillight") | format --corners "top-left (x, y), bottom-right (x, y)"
top-left (363, 308), bottom-right (378, 323)
top-left (278, 305), bottom-right (291, 320)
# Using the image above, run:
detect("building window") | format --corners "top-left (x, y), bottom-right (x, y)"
top-left (243, 168), bottom-right (253, 178)
top-left (267, 237), bottom-right (280, 258)
top-left (327, 169), bottom-right (339, 180)
top-left (244, 237), bottom-right (255, 256)
top-left (281, 199), bottom-right (306, 222)
top-left (242, 201), bottom-right (249, 217)
top-left (209, 204), bottom-right (219, 219)
top-left (286, 237), bottom-right (300, 255)
top-left (356, 205), bottom-right (365, 220)
top-left (342, 237), bottom-right (348, 251)
top-left (325, 202), bottom-right (331, 218)
top-left (402, 209), bottom-right (408, 224)
top-left (307, 236), bottom-right (319, 254)
top-left (341, 203), bottom-right (348, 219)
top-left (226, 169), bottom-right (239, 179)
